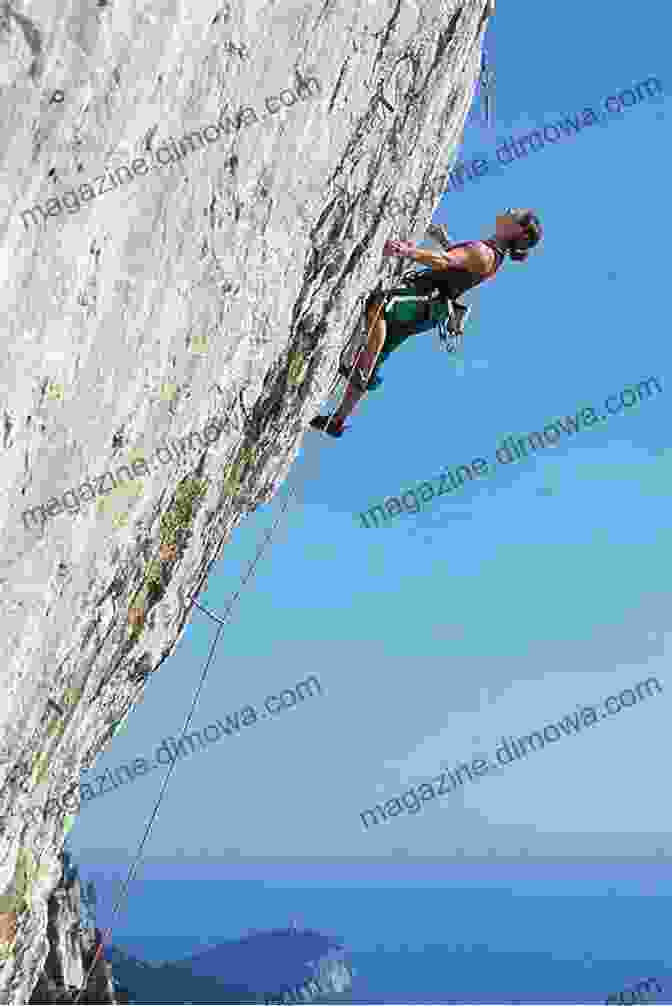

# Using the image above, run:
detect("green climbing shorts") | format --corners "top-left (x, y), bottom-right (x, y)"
top-left (366, 288), bottom-right (453, 389)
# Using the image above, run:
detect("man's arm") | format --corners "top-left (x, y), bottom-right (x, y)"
top-left (410, 242), bottom-right (496, 274)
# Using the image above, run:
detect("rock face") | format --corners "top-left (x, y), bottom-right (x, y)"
top-left (7, 851), bottom-right (122, 1005)
top-left (0, 0), bottom-right (490, 1001)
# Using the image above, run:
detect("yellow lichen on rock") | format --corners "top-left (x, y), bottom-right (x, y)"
top-left (63, 687), bottom-right (82, 707)
top-left (46, 718), bottom-right (65, 740)
top-left (96, 477), bottom-right (145, 518)
top-left (127, 448), bottom-right (148, 467)
top-left (189, 334), bottom-right (209, 354)
top-left (160, 382), bottom-right (179, 401)
top-left (46, 381), bottom-right (64, 401)
top-left (127, 477), bottom-right (209, 637)
top-left (159, 478), bottom-right (208, 545)
top-left (31, 752), bottom-right (50, 787)
top-left (222, 447), bottom-right (256, 495)
top-left (288, 348), bottom-right (308, 387)
top-left (13, 849), bottom-right (50, 915)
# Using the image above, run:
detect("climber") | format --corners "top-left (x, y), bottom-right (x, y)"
top-left (309, 208), bottom-right (543, 437)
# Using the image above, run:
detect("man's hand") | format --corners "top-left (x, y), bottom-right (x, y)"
top-left (382, 239), bottom-right (418, 258)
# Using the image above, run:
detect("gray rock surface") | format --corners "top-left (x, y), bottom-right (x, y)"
top-left (25, 851), bottom-right (118, 1004)
top-left (0, 0), bottom-right (491, 1001)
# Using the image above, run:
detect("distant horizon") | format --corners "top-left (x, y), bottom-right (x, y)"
top-left (75, 851), bottom-right (672, 865)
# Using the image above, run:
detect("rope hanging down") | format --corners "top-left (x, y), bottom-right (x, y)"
top-left (71, 288), bottom-right (384, 1003)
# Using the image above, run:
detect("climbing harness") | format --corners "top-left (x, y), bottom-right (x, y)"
top-left (384, 279), bottom-right (470, 356)
top-left (336, 277), bottom-right (469, 392)
top-left (394, 268), bottom-right (471, 354)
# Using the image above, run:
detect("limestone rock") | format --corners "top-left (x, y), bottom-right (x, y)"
top-left (0, 0), bottom-right (491, 1001)
top-left (23, 852), bottom-right (118, 1004)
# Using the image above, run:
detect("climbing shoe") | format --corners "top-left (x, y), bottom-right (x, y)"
top-left (309, 415), bottom-right (348, 438)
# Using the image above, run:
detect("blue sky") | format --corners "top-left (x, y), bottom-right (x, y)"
top-left (68, 0), bottom-right (671, 971)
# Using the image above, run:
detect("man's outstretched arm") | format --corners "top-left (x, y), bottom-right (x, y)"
top-left (383, 238), bottom-right (495, 273)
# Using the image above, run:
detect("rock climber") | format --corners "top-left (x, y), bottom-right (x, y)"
top-left (310, 208), bottom-right (543, 437)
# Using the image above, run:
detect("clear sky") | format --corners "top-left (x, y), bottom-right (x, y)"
top-left (68, 0), bottom-right (671, 973)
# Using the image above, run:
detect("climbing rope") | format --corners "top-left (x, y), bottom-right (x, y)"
top-left (65, 68), bottom-right (487, 991)
top-left (71, 282), bottom-right (387, 1003)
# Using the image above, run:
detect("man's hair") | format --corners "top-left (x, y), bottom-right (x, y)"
top-left (508, 210), bottom-right (543, 262)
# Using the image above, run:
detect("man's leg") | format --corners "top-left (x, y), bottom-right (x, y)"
top-left (331, 295), bottom-right (387, 425)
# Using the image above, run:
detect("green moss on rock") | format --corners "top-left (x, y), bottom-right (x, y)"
top-left (287, 348), bottom-right (308, 387)
top-left (127, 477), bottom-right (208, 637)
top-left (222, 446), bottom-right (257, 495)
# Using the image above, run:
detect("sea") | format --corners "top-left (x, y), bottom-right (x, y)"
top-left (78, 858), bottom-right (672, 1004)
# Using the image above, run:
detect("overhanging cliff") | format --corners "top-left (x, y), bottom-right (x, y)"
top-left (0, 0), bottom-right (491, 1001)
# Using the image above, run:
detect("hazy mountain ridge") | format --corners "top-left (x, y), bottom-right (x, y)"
top-left (110, 929), bottom-right (353, 1004)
